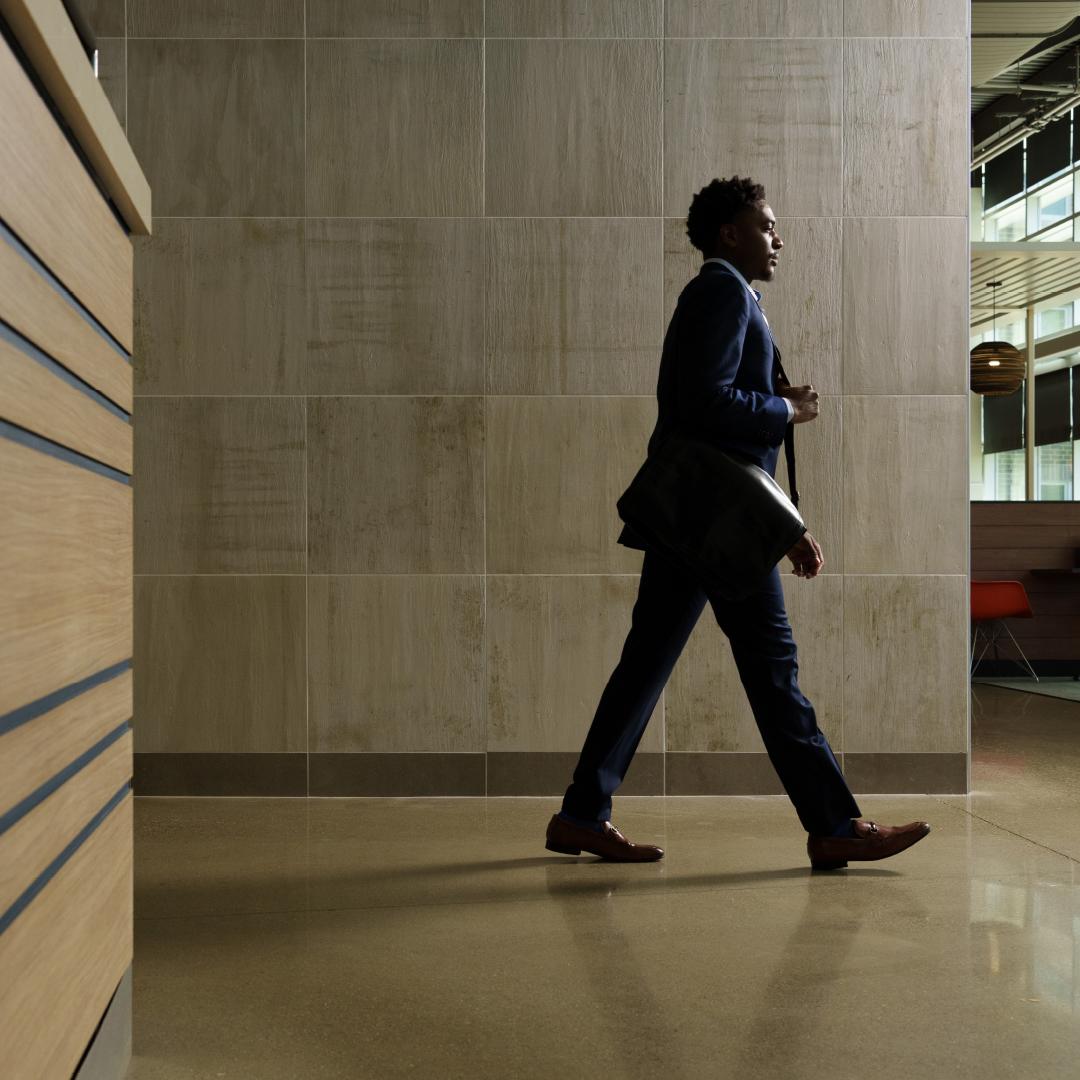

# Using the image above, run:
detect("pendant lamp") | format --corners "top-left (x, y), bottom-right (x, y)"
top-left (970, 280), bottom-right (1025, 395)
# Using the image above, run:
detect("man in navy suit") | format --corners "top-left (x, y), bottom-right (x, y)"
top-left (545, 176), bottom-right (931, 870)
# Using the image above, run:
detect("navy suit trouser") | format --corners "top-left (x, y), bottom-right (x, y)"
top-left (560, 546), bottom-right (861, 836)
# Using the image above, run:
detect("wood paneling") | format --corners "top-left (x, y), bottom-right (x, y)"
top-left (486, 217), bottom-right (662, 395)
top-left (134, 576), bottom-right (306, 753)
top-left (127, 39), bottom-right (303, 217)
top-left (0, 731), bottom-right (130, 917)
top-left (972, 502), bottom-right (1080, 661)
top-left (69, 0), bottom-right (124, 36)
top-left (843, 0), bottom-right (968, 37)
top-left (306, 39), bottom-right (482, 217)
top-left (95, 37), bottom-right (125, 129)
top-left (307, 396), bottom-right (484, 574)
top-left (0, 795), bottom-right (132, 1080)
top-left (306, 218), bottom-right (484, 396)
top-left (0, 335), bottom-right (132, 474)
top-left (843, 575), bottom-right (969, 754)
top-left (843, 38), bottom-right (968, 217)
top-left (486, 39), bottom-right (661, 217)
top-left (843, 396), bottom-right (967, 574)
top-left (485, 574), bottom-right (656, 752)
top-left (843, 217), bottom-right (969, 395)
top-left (133, 397), bottom-right (305, 574)
top-left (664, 38), bottom-right (842, 218)
top-left (309, 575), bottom-right (485, 753)
top-left (127, 0), bottom-right (304, 37)
top-left (487, 0), bottom-right (661, 36)
top-left (0, 0), bottom-right (150, 234)
top-left (0, 7), bottom-right (136, 1079)
top-left (0, 33), bottom-right (133, 349)
top-left (306, 0), bottom-right (482, 36)
top-left (0, 229), bottom-right (131, 411)
top-left (0, 437), bottom-right (131, 717)
top-left (135, 218), bottom-right (305, 396)
top-left (0, 668), bottom-right (131, 813)
top-left (485, 396), bottom-right (654, 573)
top-left (666, 0), bottom-right (842, 36)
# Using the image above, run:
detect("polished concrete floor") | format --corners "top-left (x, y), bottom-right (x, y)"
top-left (127, 684), bottom-right (1080, 1079)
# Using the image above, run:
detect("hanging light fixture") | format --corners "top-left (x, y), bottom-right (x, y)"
top-left (971, 280), bottom-right (1025, 395)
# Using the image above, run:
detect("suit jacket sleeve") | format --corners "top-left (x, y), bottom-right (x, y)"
top-left (675, 276), bottom-right (791, 447)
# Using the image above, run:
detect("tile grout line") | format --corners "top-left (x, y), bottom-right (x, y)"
top-left (303, 0), bottom-right (309, 797)
top-left (482, 0), bottom-right (488, 799)
top-left (119, 35), bottom-right (968, 42)
top-left (660, 0), bottom-right (666, 792)
top-left (833, 2), bottom-right (842, 768)
top-left (931, 796), bottom-right (1080, 866)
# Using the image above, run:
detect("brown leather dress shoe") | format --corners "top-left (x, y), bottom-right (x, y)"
top-left (807, 818), bottom-right (931, 870)
top-left (545, 814), bottom-right (664, 862)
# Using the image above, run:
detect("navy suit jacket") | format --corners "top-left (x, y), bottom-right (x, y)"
top-left (618, 261), bottom-right (792, 552)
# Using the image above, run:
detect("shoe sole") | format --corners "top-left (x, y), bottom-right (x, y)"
top-left (545, 841), bottom-right (582, 856)
top-left (809, 824), bottom-right (931, 870)
top-left (545, 839), bottom-right (663, 861)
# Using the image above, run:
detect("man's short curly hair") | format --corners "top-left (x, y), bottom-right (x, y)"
top-left (685, 176), bottom-right (766, 254)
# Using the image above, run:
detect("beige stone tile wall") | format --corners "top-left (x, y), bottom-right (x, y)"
top-left (81, 0), bottom-right (970, 794)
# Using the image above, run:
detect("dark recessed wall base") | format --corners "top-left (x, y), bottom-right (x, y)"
top-left (486, 751), bottom-right (662, 796)
top-left (134, 753), bottom-right (307, 795)
top-left (974, 659), bottom-right (1080, 678)
top-left (134, 751), bottom-right (968, 796)
top-left (665, 752), bottom-right (792, 795)
top-left (309, 753), bottom-right (486, 796)
top-left (842, 753), bottom-right (967, 794)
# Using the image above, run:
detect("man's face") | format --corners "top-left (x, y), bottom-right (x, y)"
top-left (714, 203), bottom-right (783, 283)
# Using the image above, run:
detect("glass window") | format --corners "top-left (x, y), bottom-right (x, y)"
top-left (983, 449), bottom-right (1028, 500)
top-left (984, 201), bottom-right (1026, 241)
top-left (1033, 221), bottom-right (1073, 242)
top-left (1027, 176), bottom-right (1072, 233)
top-left (1037, 304), bottom-right (1074, 336)
top-left (1036, 441), bottom-right (1073, 500)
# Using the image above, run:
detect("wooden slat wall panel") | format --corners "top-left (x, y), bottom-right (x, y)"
top-left (0, 669), bottom-right (131, 814)
top-left (0, 232), bottom-right (132, 411)
top-left (0, 437), bottom-right (131, 716)
top-left (0, 795), bottom-right (132, 1080)
top-left (0, 8), bottom-right (137, 1079)
top-left (0, 0), bottom-right (151, 235)
top-left (0, 335), bottom-right (132, 472)
top-left (0, 732), bottom-right (131, 916)
top-left (971, 502), bottom-right (1080, 661)
top-left (0, 33), bottom-right (133, 350)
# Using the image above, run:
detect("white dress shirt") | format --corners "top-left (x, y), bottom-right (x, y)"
top-left (701, 256), bottom-right (795, 423)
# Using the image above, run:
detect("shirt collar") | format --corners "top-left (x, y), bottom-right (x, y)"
top-left (702, 257), bottom-right (761, 302)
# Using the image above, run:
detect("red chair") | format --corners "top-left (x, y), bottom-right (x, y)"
top-left (970, 580), bottom-right (1038, 681)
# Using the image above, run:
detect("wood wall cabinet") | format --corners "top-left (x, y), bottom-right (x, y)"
top-left (0, 1), bottom-right (149, 1077)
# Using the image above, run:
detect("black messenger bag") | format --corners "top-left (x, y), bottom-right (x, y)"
top-left (615, 433), bottom-right (806, 602)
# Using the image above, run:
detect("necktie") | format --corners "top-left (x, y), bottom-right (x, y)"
top-left (772, 343), bottom-right (800, 511)
top-left (753, 291), bottom-right (800, 511)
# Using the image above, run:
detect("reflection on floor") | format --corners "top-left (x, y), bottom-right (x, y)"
top-left (973, 676), bottom-right (1080, 704)
top-left (126, 685), bottom-right (1080, 1079)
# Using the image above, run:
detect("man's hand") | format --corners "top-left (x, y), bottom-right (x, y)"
top-left (786, 531), bottom-right (824, 579)
top-left (777, 379), bottom-right (819, 424)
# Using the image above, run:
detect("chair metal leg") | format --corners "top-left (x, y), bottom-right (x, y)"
top-left (972, 618), bottom-right (1039, 681)
top-left (998, 619), bottom-right (1040, 681)
top-left (971, 621), bottom-right (996, 676)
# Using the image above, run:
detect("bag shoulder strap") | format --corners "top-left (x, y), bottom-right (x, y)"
top-left (771, 344), bottom-right (800, 510)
